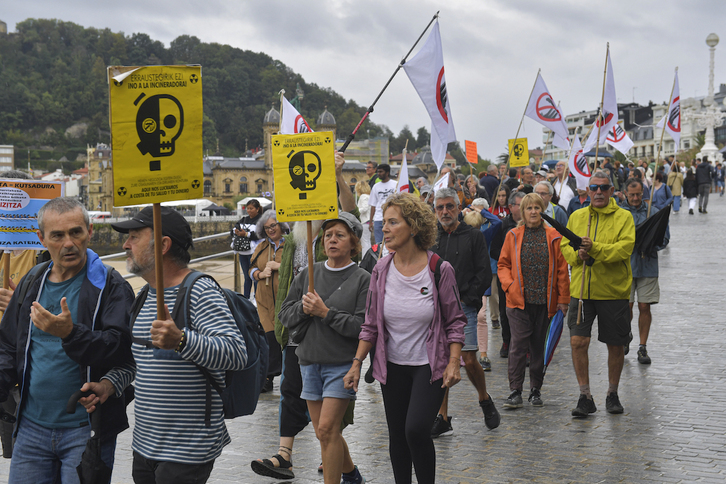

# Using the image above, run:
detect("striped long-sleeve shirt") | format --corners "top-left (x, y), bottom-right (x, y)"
top-left (104, 277), bottom-right (247, 464)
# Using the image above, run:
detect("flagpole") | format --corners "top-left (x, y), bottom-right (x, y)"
top-left (648, 67), bottom-right (678, 218)
top-left (494, 69), bottom-right (542, 202)
top-left (339, 11), bottom-right (440, 153)
top-left (593, 44), bottom-right (610, 174)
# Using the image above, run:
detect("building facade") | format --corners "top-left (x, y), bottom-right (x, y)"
top-left (0, 145), bottom-right (14, 171)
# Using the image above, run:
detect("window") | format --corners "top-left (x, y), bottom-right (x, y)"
top-left (684, 140), bottom-right (690, 149)
top-left (350, 178), bottom-right (357, 183)
top-left (224, 178), bottom-right (232, 193)
top-left (257, 184), bottom-right (263, 193)
top-left (203, 180), bottom-right (211, 196)
top-left (239, 176), bottom-right (248, 193)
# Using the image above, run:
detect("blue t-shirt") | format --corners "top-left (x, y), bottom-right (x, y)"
top-left (23, 265), bottom-right (87, 428)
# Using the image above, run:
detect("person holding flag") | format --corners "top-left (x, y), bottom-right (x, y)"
top-left (561, 171), bottom-right (635, 417)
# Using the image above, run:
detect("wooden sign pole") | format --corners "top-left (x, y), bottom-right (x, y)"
top-left (307, 221), bottom-right (315, 293)
top-left (153, 203), bottom-right (165, 319)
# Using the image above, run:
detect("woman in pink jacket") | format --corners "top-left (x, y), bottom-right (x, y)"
top-left (344, 193), bottom-right (465, 484)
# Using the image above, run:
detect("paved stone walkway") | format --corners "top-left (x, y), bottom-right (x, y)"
top-left (1, 194), bottom-right (726, 483)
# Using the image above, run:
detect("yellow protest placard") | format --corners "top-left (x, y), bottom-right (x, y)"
top-left (508, 138), bottom-right (530, 167)
top-left (272, 132), bottom-right (338, 222)
top-left (108, 65), bottom-right (203, 206)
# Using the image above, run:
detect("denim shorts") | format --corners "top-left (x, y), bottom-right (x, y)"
top-left (300, 362), bottom-right (357, 401)
top-left (461, 303), bottom-right (479, 352)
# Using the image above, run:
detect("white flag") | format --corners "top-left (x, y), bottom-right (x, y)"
top-left (280, 96), bottom-right (313, 135)
top-left (433, 172), bottom-right (450, 193)
top-left (568, 135), bottom-right (591, 190)
top-left (525, 73), bottom-right (570, 143)
top-left (584, 51), bottom-right (619, 153)
top-left (397, 149), bottom-right (410, 193)
top-left (656, 70), bottom-right (681, 151)
top-left (606, 121), bottom-right (634, 154)
top-left (403, 21), bottom-right (456, 169)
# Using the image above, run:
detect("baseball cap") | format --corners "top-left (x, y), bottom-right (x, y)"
top-left (321, 212), bottom-right (363, 239)
top-left (111, 206), bottom-right (194, 250)
top-left (537, 170), bottom-right (548, 178)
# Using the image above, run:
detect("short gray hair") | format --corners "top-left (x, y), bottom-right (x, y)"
top-left (534, 181), bottom-right (554, 195)
top-left (591, 171), bottom-right (612, 184)
top-left (434, 187), bottom-right (458, 203)
top-left (38, 198), bottom-right (89, 235)
top-left (256, 209), bottom-right (289, 238)
top-left (509, 191), bottom-right (526, 206)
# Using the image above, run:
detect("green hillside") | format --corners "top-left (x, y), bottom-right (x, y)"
top-left (0, 18), bottom-right (391, 167)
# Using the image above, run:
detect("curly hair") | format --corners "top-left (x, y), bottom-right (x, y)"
top-left (382, 192), bottom-right (437, 250)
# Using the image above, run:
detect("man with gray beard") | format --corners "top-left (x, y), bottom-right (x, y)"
top-left (251, 152), bottom-right (363, 480)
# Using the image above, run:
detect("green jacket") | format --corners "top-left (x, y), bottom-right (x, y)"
top-left (561, 197), bottom-right (635, 300)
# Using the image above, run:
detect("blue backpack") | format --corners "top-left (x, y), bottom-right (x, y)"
top-left (130, 271), bottom-right (269, 425)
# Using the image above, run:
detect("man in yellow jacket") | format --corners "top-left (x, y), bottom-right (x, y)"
top-left (561, 172), bottom-right (635, 418)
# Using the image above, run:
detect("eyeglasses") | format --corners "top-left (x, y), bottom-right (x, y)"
top-left (264, 223), bottom-right (279, 230)
top-left (435, 203), bottom-right (457, 212)
top-left (588, 184), bottom-right (611, 192)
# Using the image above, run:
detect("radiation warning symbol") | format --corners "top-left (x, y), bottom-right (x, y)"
top-left (189, 73), bottom-right (199, 84)
top-left (118, 187), bottom-right (127, 196)
top-left (535, 92), bottom-right (562, 122)
top-left (191, 179), bottom-right (200, 189)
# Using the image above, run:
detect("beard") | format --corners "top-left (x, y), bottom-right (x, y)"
top-left (126, 244), bottom-right (155, 275)
top-left (292, 220), bottom-right (324, 245)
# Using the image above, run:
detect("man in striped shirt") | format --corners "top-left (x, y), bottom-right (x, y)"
top-left (81, 207), bottom-right (247, 484)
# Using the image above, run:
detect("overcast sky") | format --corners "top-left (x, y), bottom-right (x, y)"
top-left (5, 1), bottom-right (726, 161)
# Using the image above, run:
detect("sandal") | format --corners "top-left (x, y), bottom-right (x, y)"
top-left (318, 462), bottom-right (324, 473)
top-left (250, 453), bottom-right (294, 480)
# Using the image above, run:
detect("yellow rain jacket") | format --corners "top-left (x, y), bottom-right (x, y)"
top-left (561, 197), bottom-right (635, 300)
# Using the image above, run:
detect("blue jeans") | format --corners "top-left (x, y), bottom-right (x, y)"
top-left (461, 303), bottom-right (479, 352)
top-left (673, 195), bottom-right (681, 212)
top-left (238, 254), bottom-right (256, 298)
top-left (373, 221), bottom-right (384, 244)
top-left (9, 417), bottom-right (116, 484)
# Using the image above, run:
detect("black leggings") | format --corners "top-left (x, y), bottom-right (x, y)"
top-left (380, 363), bottom-right (446, 484)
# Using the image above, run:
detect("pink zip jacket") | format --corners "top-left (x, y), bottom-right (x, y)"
top-left (358, 251), bottom-right (466, 385)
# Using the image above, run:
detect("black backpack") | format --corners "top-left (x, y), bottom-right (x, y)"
top-left (130, 271), bottom-right (269, 426)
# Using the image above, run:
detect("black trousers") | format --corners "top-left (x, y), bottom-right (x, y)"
top-left (279, 345), bottom-right (310, 437)
top-left (380, 363), bottom-right (446, 484)
top-left (266, 331), bottom-right (282, 378)
top-left (132, 451), bottom-right (214, 484)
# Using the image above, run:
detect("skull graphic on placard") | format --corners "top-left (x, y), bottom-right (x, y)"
top-left (288, 150), bottom-right (322, 198)
top-left (136, 94), bottom-right (184, 157)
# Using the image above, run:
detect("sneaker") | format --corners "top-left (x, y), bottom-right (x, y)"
top-left (703, 209), bottom-right (708, 214)
top-left (341, 465), bottom-right (366, 484)
top-left (605, 392), bottom-right (624, 414)
top-left (689, 209), bottom-right (694, 215)
top-left (479, 356), bottom-right (492, 371)
top-left (637, 346), bottom-right (651, 365)
top-left (480, 395), bottom-right (501, 429)
top-left (528, 388), bottom-right (543, 407)
top-left (503, 390), bottom-right (523, 409)
top-left (430, 414), bottom-right (453, 438)
top-left (499, 342), bottom-right (509, 358)
top-left (624, 331), bottom-right (633, 355)
top-left (571, 394), bottom-right (597, 417)
top-left (699, 207), bottom-right (703, 213)
top-left (492, 320), bottom-right (500, 329)
top-left (261, 377), bottom-right (273, 393)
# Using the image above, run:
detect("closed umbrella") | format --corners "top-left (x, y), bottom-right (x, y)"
top-left (543, 310), bottom-right (564, 376)
top-left (66, 390), bottom-right (112, 484)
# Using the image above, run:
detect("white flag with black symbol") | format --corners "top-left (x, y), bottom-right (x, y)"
top-left (606, 121), bottom-right (634, 154)
top-left (280, 96), bottom-right (313, 135)
top-left (568, 135), bottom-right (591, 190)
top-left (584, 51), bottom-right (619, 153)
top-left (525, 73), bottom-right (570, 148)
top-left (656, 70), bottom-right (681, 150)
top-left (403, 21), bottom-right (456, 170)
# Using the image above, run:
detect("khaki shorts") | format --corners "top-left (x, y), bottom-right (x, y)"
top-left (629, 277), bottom-right (660, 304)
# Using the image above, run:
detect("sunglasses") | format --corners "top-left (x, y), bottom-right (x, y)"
top-left (435, 203), bottom-right (457, 212)
top-left (588, 184), bottom-right (611, 192)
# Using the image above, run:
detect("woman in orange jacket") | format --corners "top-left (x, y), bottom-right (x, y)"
top-left (497, 193), bottom-right (570, 409)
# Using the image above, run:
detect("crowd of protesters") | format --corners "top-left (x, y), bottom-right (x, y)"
top-left (0, 148), bottom-right (710, 484)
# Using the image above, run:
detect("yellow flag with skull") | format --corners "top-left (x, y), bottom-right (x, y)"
top-left (108, 65), bottom-right (203, 206)
top-left (272, 132), bottom-right (338, 222)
